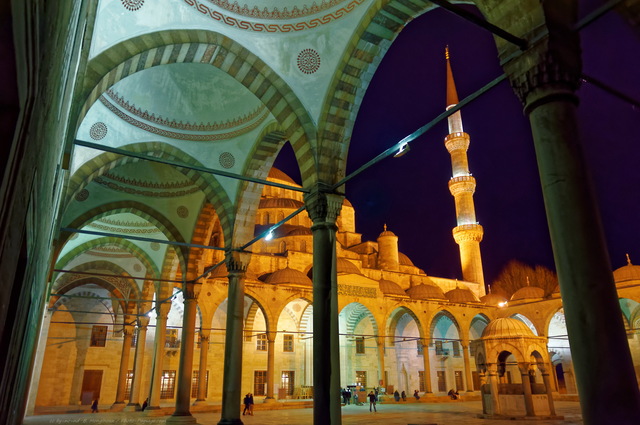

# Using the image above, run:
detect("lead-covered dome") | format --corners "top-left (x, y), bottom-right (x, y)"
top-left (264, 267), bottom-right (312, 287)
top-left (481, 292), bottom-right (508, 306)
top-left (613, 259), bottom-right (640, 283)
top-left (379, 279), bottom-right (406, 296)
top-left (446, 287), bottom-right (480, 303)
top-left (481, 318), bottom-right (535, 338)
top-left (406, 283), bottom-right (446, 300)
top-left (510, 286), bottom-right (545, 301)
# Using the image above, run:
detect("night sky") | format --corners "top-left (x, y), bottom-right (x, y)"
top-left (276, 4), bottom-right (640, 284)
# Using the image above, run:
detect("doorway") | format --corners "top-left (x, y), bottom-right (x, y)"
top-left (80, 370), bottom-right (103, 405)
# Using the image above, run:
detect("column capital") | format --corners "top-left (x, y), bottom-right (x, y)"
top-left (123, 324), bottom-right (135, 336)
top-left (304, 184), bottom-right (344, 225)
top-left (184, 282), bottom-right (202, 300)
top-left (225, 250), bottom-right (250, 274)
top-left (157, 301), bottom-right (171, 318)
top-left (199, 333), bottom-right (210, 343)
top-left (137, 316), bottom-right (150, 328)
top-left (518, 362), bottom-right (532, 374)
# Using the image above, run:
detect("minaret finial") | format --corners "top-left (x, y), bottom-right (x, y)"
top-left (383, 223), bottom-right (387, 232)
top-left (445, 45), bottom-right (459, 108)
top-left (626, 253), bottom-right (632, 265)
top-left (526, 276), bottom-right (530, 286)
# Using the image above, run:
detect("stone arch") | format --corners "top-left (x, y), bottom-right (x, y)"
top-left (49, 276), bottom-right (127, 314)
top-left (469, 313), bottom-right (490, 339)
top-left (510, 313), bottom-right (539, 336)
top-left (61, 201), bottom-right (188, 272)
top-left (429, 310), bottom-right (463, 340)
top-left (65, 141), bottom-right (235, 245)
top-left (185, 202), bottom-right (220, 281)
top-left (340, 302), bottom-right (379, 336)
top-left (78, 30), bottom-right (318, 184)
top-left (386, 306), bottom-right (424, 346)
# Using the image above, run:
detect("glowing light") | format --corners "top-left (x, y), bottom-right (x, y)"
top-left (265, 230), bottom-right (274, 241)
top-left (394, 142), bottom-right (410, 158)
top-left (498, 301), bottom-right (508, 308)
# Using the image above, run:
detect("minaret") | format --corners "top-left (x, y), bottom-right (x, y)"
top-left (444, 47), bottom-right (486, 293)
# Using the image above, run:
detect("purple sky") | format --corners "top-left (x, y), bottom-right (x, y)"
top-left (276, 4), bottom-right (640, 284)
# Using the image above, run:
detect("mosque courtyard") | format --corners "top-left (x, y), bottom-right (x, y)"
top-left (24, 400), bottom-right (583, 425)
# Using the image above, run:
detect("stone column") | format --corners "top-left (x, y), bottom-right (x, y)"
top-left (420, 342), bottom-right (432, 393)
top-left (487, 363), bottom-right (500, 416)
top-left (376, 336), bottom-right (386, 387)
top-left (218, 252), bottom-right (249, 425)
top-left (125, 317), bottom-right (149, 411)
top-left (540, 364), bottom-right (556, 416)
top-left (519, 363), bottom-right (534, 417)
top-left (146, 302), bottom-right (171, 411)
top-left (461, 340), bottom-right (474, 392)
top-left (113, 321), bottom-right (134, 406)
top-left (193, 330), bottom-right (210, 405)
top-left (265, 330), bottom-right (277, 402)
top-left (502, 4), bottom-right (640, 423)
top-left (167, 282), bottom-right (201, 424)
top-left (305, 186), bottom-right (343, 425)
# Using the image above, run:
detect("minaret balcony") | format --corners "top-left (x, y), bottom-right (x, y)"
top-left (452, 224), bottom-right (484, 243)
top-left (444, 132), bottom-right (470, 152)
top-left (448, 175), bottom-right (476, 196)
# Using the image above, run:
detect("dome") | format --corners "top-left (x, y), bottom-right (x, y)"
top-left (284, 227), bottom-right (312, 236)
top-left (510, 286), bottom-right (545, 301)
top-left (268, 168), bottom-right (299, 185)
top-left (259, 198), bottom-right (304, 209)
top-left (482, 317), bottom-right (536, 338)
top-left (406, 284), bottom-right (446, 300)
top-left (613, 263), bottom-right (640, 283)
top-left (445, 287), bottom-right (480, 303)
top-left (343, 198), bottom-right (353, 208)
top-left (337, 258), bottom-right (361, 275)
top-left (264, 267), bottom-right (312, 287)
top-left (481, 292), bottom-right (508, 306)
top-left (398, 252), bottom-right (414, 266)
top-left (379, 279), bottom-right (407, 296)
top-left (378, 224), bottom-right (397, 238)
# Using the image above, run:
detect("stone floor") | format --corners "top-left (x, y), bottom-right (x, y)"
top-left (24, 401), bottom-right (583, 425)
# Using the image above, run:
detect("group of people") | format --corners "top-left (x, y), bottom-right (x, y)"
top-left (393, 390), bottom-right (407, 401)
top-left (448, 389), bottom-right (460, 400)
top-left (242, 393), bottom-right (255, 415)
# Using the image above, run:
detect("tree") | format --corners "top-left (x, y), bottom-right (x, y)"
top-left (490, 260), bottom-right (558, 299)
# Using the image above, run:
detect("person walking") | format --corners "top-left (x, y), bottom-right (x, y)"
top-left (368, 391), bottom-right (377, 412)
top-left (242, 393), bottom-right (251, 415)
top-left (401, 390), bottom-right (406, 401)
top-left (248, 393), bottom-right (254, 415)
top-left (141, 398), bottom-right (148, 411)
top-left (91, 399), bottom-right (99, 413)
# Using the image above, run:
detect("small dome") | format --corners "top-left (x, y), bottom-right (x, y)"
top-left (510, 286), bottom-right (545, 301)
top-left (268, 168), bottom-right (299, 185)
top-left (398, 252), bottom-right (414, 266)
top-left (264, 267), bottom-right (312, 287)
top-left (337, 258), bottom-right (361, 275)
top-left (378, 224), bottom-right (397, 238)
top-left (482, 318), bottom-right (535, 338)
top-left (481, 293), bottom-right (508, 306)
top-left (343, 198), bottom-right (353, 208)
top-left (613, 264), bottom-right (640, 283)
top-left (379, 279), bottom-right (407, 296)
top-left (259, 198), bottom-right (304, 209)
top-left (406, 284), bottom-right (446, 300)
top-left (445, 287), bottom-right (479, 303)
top-left (285, 227), bottom-right (312, 236)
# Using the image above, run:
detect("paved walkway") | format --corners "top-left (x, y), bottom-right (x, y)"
top-left (24, 401), bottom-right (583, 425)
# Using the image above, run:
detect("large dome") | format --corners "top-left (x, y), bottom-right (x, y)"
top-left (379, 279), bottom-right (407, 296)
top-left (613, 263), bottom-right (640, 283)
top-left (445, 287), bottom-right (479, 303)
top-left (268, 168), bottom-right (299, 185)
top-left (510, 286), bottom-right (545, 301)
top-left (481, 292), bottom-right (508, 306)
top-left (264, 267), bottom-right (312, 287)
top-left (307, 258), bottom-right (361, 278)
top-left (481, 318), bottom-right (535, 338)
top-left (406, 284), bottom-right (446, 300)
top-left (259, 198), bottom-right (304, 209)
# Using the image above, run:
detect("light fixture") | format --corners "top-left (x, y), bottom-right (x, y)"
top-left (498, 301), bottom-right (508, 308)
top-left (265, 230), bottom-right (274, 241)
top-left (393, 142), bottom-right (410, 158)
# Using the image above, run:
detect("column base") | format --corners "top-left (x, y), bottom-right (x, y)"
top-left (192, 399), bottom-right (208, 406)
top-left (123, 403), bottom-right (140, 412)
top-left (166, 414), bottom-right (200, 425)
top-left (143, 406), bottom-right (166, 416)
top-left (217, 419), bottom-right (244, 425)
top-left (263, 397), bottom-right (278, 404)
top-left (110, 402), bottom-right (126, 411)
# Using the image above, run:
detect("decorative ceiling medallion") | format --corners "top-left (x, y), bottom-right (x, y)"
top-left (94, 177), bottom-right (200, 198)
top-left (206, 0), bottom-right (350, 19)
top-left (89, 122), bottom-right (108, 140)
top-left (219, 152), bottom-right (236, 169)
top-left (88, 222), bottom-right (161, 235)
top-left (133, 264), bottom-right (143, 272)
top-left (75, 189), bottom-right (90, 202)
top-left (183, 0), bottom-right (365, 33)
top-left (177, 206), bottom-right (189, 218)
top-left (297, 49), bottom-right (321, 74)
top-left (121, 0), bottom-right (145, 11)
top-left (150, 242), bottom-right (161, 251)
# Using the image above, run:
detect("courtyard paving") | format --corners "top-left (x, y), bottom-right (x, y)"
top-left (24, 400), bottom-right (583, 425)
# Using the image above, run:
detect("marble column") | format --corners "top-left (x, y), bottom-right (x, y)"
top-left (502, 4), bottom-right (640, 422)
top-left (487, 364), bottom-right (500, 416)
top-left (265, 330), bottom-right (277, 402)
top-left (420, 342), bottom-right (432, 393)
top-left (193, 330), bottom-right (210, 405)
top-left (167, 282), bottom-right (201, 424)
top-left (305, 186), bottom-right (343, 425)
top-left (125, 317), bottom-right (149, 411)
top-left (113, 321), bottom-right (134, 405)
top-left (218, 252), bottom-right (249, 425)
top-left (376, 336), bottom-right (386, 387)
top-left (461, 340), bottom-right (474, 392)
top-left (519, 363), bottom-right (534, 417)
top-left (146, 302), bottom-right (171, 411)
top-left (540, 364), bottom-right (556, 416)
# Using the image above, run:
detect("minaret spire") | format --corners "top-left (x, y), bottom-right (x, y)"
top-left (443, 46), bottom-right (486, 294)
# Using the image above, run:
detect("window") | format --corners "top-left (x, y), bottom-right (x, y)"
top-left (130, 330), bottom-right (137, 347)
top-left (90, 325), bottom-right (108, 347)
top-left (160, 370), bottom-right (176, 399)
top-left (469, 342), bottom-right (476, 357)
top-left (124, 370), bottom-right (134, 399)
top-left (254, 370), bottom-right (267, 396)
top-left (355, 371), bottom-right (367, 387)
top-left (191, 370), bottom-right (209, 398)
top-left (355, 337), bottom-right (365, 354)
top-left (256, 333), bottom-right (267, 351)
top-left (452, 341), bottom-right (461, 357)
top-left (417, 340), bottom-right (423, 355)
top-left (283, 334), bottom-right (294, 352)
top-left (454, 370), bottom-right (464, 391)
top-left (418, 371), bottom-right (426, 392)
top-left (165, 329), bottom-right (179, 348)
top-left (281, 371), bottom-right (295, 396)
top-left (472, 371), bottom-right (480, 391)
top-left (435, 340), bottom-right (444, 355)
top-left (437, 371), bottom-right (447, 392)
